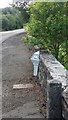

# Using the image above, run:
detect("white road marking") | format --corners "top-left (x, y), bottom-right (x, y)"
top-left (13, 83), bottom-right (33, 89)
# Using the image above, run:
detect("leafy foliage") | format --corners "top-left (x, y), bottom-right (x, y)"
top-left (26, 2), bottom-right (68, 69)
top-left (17, 7), bottom-right (30, 24)
top-left (1, 7), bottom-right (23, 31)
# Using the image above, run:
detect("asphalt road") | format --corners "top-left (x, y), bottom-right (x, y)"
top-left (2, 30), bottom-right (44, 118)
top-left (0, 29), bottom-right (26, 119)
top-left (0, 29), bottom-right (26, 44)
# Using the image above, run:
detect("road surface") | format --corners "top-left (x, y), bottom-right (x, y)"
top-left (0, 29), bottom-right (26, 44)
top-left (0, 29), bottom-right (26, 119)
top-left (2, 30), bottom-right (45, 118)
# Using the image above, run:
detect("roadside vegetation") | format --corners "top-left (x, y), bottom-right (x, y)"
top-left (1, 7), bottom-right (24, 31)
top-left (1, 1), bottom-right (68, 70)
top-left (24, 2), bottom-right (68, 69)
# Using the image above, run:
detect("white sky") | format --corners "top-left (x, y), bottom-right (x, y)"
top-left (0, 0), bottom-right (13, 8)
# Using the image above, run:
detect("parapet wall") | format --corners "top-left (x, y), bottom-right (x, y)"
top-left (38, 51), bottom-right (68, 119)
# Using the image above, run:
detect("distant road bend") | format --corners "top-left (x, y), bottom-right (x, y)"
top-left (0, 29), bottom-right (26, 43)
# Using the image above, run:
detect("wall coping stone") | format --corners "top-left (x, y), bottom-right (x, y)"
top-left (40, 52), bottom-right (67, 88)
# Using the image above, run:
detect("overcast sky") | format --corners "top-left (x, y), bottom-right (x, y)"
top-left (0, 0), bottom-right (33, 8)
top-left (0, 0), bottom-right (13, 8)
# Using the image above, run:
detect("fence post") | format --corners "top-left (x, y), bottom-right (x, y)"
top-left (47, 80), bottom-right (62, 119)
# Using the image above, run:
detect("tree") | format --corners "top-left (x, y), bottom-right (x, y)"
top-left (26, 2), bottom-right (67, 69)
top-left (12, 1), bottom-right (30, 24)
top-left (2, 7), bottom-right (23, 31)
top-left (2, 15), bottom-right (9, 31)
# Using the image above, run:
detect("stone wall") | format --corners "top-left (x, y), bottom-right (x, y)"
top-left (38, 51), bottom-right (68, 119)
